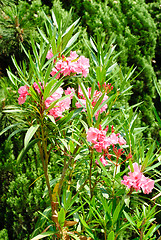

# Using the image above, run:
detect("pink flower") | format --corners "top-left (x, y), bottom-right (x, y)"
top-left (77, 56), bottom-right (90, 78)
top-left (75, 99), bottom-right (86, 112)
top-left (121, 162), bottom-right (154, 194)
top-left (48, 50), bottom-right (90, 78)
top-left (93, 141), bottom-right (104, 153)
top-left (18, 85), bottom-right (29, 96)
top-left (103, 137), bottom-right (112, 148)
top-left (139, 175), bottom-right (154, 194)
top-left (46, 49), bottom-right (54, 60)
top-left (45, 87), bottom-right (64, 108)
top-left (45, 87), bottom-right (72, 119)
top-left (50, 68), bottom-right (60, 79)
top-left (18, 95), bottom-right (27, 105)
top-left (48, 98), bottom-right (71, 119)
top-left (67, 51), bottom-right (79, 61)
top-left (87, 127), bottom-right (99, 143)
top-left (49, 106), bottom-right (63, 118)
top-left (118, 135), bottom-right (126, 145)
top-left (97, 129), bottom-right (106, 142)
top-left (108, 133), bottom-right (119, 145)
top-left (95, 155), bottom-right (108, 166)
top-left (18, 85), bottom-right (29, 104)
top-left (59, 97), bottom-right (71, 111)
top-left (65, 87), bottom-right (75, 99)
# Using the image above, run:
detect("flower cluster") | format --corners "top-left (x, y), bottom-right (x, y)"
top-left (76, 85), bottom-right (110, 119)
top-left (121, 162), bottom-right (154, 194)
top-left (45, 87), bottom-right (75, 119)
top-left (18, 85), bottom-right (29, 104)
top-left (46, 50), bottom-right (90, 78)
top-left (18, 82), bottom-right (43, 105)
top-left (87, 125), bottom-right (126, 166)
top-left (18, 82), bottom-right (74, 119)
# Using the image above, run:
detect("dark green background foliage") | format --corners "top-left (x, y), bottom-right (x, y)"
top-left (0, 0), bottom-right (161, 239)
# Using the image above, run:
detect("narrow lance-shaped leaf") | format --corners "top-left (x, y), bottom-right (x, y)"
top-left (37, 28), bottom-right (49, 44)
top-left (0, 123), bottom-right (23, 136)
top-left (123, 211), bottom-right (135, 226)
top-left (141, 142), bottom-right (155, 172)
top-left (153, 105), bottom-right (161, 128)
top-left (62, 24), bottom-right (75, 50)
top-left (93, 93), bottom-right (117, 116)
top-left (112, 203), bottom-right (121, 224)
top-left (7, 128), bottom-right (27, 142)
top-left (79, 216), bottom-right (95, 239)
top-left (17, 139), bottom-right (41, 164)
top-left (7, 69), bottom-right (20, 86)
top-left (24, 125), bottom-right (40, 149)
top-left (65, 32), bottom-right (80, 50)
top-left (31, 231), bottom-right (55, 240)
top-left (92, 92), bottom-right (105, 115)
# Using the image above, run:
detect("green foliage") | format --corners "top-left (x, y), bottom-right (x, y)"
top-left (0, 229), bottom-right (9, 240)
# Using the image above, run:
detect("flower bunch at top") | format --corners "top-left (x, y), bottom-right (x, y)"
top-left (75, 85), bottom-right (110, 119)
top-left (87, 125), bottom-right (126, 166)
top-left (46, 50), bottom-right (90, 78)
top-left (121, 162), bottom-right (154, 194)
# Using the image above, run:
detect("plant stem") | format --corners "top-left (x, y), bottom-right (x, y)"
top-left (89, 148), bottom-right (94, 199)
top-left (37, 128), bottom-right (55, 217)
top-left (58, 156), bottom-right (72, 198)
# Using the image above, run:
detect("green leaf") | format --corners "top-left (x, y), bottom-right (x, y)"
top-left (123, 211), bottom-right (135, 226)
top-left (144, 224), bottom-right (157, 239)
top-left (129, 158), bottom-right (134, 172)
top-left (93, 93), bottom-right (117, 116)
top-left (58, 208), bottom-right (66, 227)
top-left (0, 123), bottom-right (23, 136)
top-left (31, 231), bottom-right (55, 240)
top-left (24, 125), bottom-right (40, 149)
top-left (7, 128), bottom-right (27, 142)
top-left (17, 139), bottom-right (40, 164)
top-left (141, 142), bottom-right (155, 171)
top-left (65, 32), bottom-right (80, 50)
top-left (108, 231), bottom-right (114, 240)
top-left (153, 105), bottom-right (161, 127)
top-left (43, 78), bottom-right (57, 100)
top-left (62, 25), bottom-right (75, 50)
top-left (92, 92), bottom-right (105, 115)
top-left (154, 78), bottom-right (161, 98)
top-left (112, 203), bottom-right (120, 224)
top-left (51, 10), bottom-right (58, 29)
top-left (67, 233), bottom-right (80, 240)
top-left (79, 216), bottom-right (95, 239)
top-left (7, 69), bottom-right (20, 86)
top-left (37, 28), bottom-right (49, 44)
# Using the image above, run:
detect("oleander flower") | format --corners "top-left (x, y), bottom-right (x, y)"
top-left (47, 50), bottom-right (90, 79)
top-left (18, 85), bottom-right (29, 104)
top-left (121, 162), bottom-right (154, 194)
top-left (95, 155), bottom-right (108, 166)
